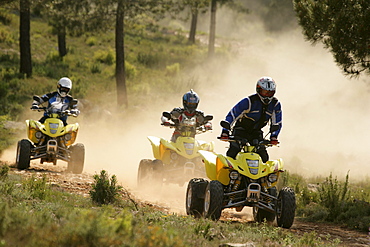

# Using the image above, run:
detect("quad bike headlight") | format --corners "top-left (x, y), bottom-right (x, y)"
top-left (229, 171), bottom-right (239, 180)
top-left (35, 131), bottom-right (43, 139)
top-left (170, 152), bottom-right (178, 160)
top-left (183, 142), bottom-right (194, 149)
top-left (64, 133), bottom-right (72, 141)
top-left (267, 173), bottom-right (278, 183)
top-left (247, 159), bottom-right (259, 175)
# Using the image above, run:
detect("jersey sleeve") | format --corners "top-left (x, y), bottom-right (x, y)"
top-left (225, 97), bottom-right (250, 126)
top-left (270, 101), bottom-right (282, 137)
top-left (39, 92), bottom-right (54, 104)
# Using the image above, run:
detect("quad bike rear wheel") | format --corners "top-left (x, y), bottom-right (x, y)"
top-left (203, 180), bottom-right (224, 220)
top-left (16, 139), bottom-right (32, 170)
top-left (186, 178), bottom-right (208, 218)
top-left (253, 187), bottom-right (277, 223)
top-left (276, 187), bottom-right (296, 229)
top-left (67, 143), bottom-right (85, 174)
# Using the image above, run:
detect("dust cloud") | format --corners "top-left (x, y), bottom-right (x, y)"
top-left (2, 8), bottom-right (370, 215)
top-left (78, 25), bottom-right (370, 214)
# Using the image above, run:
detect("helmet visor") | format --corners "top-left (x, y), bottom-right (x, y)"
top-left (259, 89), bottom-right (275, 97)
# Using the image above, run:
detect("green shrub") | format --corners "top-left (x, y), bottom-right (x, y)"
top-left (0, 28), bottom-right (14, 44)
top-left (0, 8), bottom-right (12, 25)
top-left (137, 52), bottom-right (160, 67)
top-left (0, 164), bottom-right (9, 180)
top-left (165, 63), bottom-right (180, 77)
top-left (125, 61), bottom-right (137, 79)
top-left (90, 63), bottom-right (101, 74)
top-left (318, 173), bottom-right (349, 221)
top-left (85, 36), bottom-right (97, 46)
top-left (23, 174), bottom-right (50, 200)
top-left (46, 50), bottom-right (62, 63)
top-left (89, 170), bottom-right (122, 205)
top-left (93, 49), bottom-right (114, 65)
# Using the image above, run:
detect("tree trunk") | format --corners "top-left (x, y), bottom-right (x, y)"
top-left (58, 26), bottom-right (67, 57)
top-left (188, 8), bottom-right (198, 44)
top-left (19, 0), bottom-right (32, 77)
top-left (208, 0), bottom-right (217, 57)
top-left (115, 0), bottom-right (128, 108)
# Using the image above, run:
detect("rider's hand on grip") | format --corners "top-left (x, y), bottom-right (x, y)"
top-left (70, 109), bottom-right (80, 116)
top-left (163, 121), bottom-right (171, 126)
top-left (31, 104), bottom-right (39, 110)
top-left (270, 137), bottom-right (279, 145)
top-left (220, 132), bottom-right (229, 140)
top-left (204, 122), bottom-right (212, 130)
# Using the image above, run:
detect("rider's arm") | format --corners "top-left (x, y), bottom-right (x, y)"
top-left (68, 96), bottom-right (80, 116)
top-left (224, 97), bottom-right (251, 130)
top-left (270, 101), bottom-right (282, 138)
top-left (170, 107), bottom-right (183, 120)
top-left (38, 92), bottom-right (54, 104)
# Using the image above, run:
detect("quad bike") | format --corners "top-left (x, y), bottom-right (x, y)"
top-left (186, 121), bottom-right (296, 228)
top-left (15, 95), bottom-right (85, 174)
top-left (137, 112), bottom-right (214, 188)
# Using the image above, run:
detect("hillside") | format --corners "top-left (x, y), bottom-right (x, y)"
top-left (0, 4), bottom-right (370, 247)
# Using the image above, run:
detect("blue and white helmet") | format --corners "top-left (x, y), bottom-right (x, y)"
top-left (182, 89), bottom-right (199, 114)
top-left (256, 76), bottom-right (276, 104)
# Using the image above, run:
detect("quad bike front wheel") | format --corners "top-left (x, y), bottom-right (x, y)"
top-left (203, 180), bottom-right (224, 220)
top-left (137, 159), bottom-right (163, 189)
top-left (186, 178), bottom-right (208, 218)
top-left (253, 187), bottom-right (277, 223)
top-left (67, 143), bottom-right (85, 174)
top-left (276, 187), bottom-right (296, 229)
top-left (16, 139), bottom-right (32, 170)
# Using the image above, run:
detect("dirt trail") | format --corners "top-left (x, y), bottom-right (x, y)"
top-left (9, 163), bottom-right (370, 247)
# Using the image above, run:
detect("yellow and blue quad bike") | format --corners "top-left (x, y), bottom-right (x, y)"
top-left (16, 96), bottom-right (85, 174)
top-left (186, 121), bottom-right (296, 229)
top-left (137, 112), bottom-right (214, 188)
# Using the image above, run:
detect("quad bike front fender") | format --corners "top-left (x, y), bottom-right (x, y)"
top-left (265, 158), bottom-right (284, 173)
top-left (197, 140), bottom-right (215, 152)
top-left (198, 150), bottom-right (230, 185)
top-left (147, 136), bottom-right (162, 160)
top-left (26, 119), bottom-right (44, 143)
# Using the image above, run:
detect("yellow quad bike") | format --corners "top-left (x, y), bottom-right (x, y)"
top-left (137, 112), bottom-right (214, 188)
top-left (186, 121), bottom-right (296, 228)
top-left (15, 96), bottom-right (85, 174)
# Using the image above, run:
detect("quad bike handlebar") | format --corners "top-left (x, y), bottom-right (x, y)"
top-left (161, 121), bottom-right (212, 135)
top-left (31, 107), bottom-right (78, 118)
top-left (217, 135), bottom-right (278, 147)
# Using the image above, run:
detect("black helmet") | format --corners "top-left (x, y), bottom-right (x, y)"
top-left (182, 89), bottom-right (199, 114)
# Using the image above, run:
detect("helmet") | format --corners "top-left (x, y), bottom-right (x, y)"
top-left (256, 76), bottom-right (276, 104)
top-left (57, 77), bottom-right (72, 97)
top-left (182, 89), bottom-right (199, 114)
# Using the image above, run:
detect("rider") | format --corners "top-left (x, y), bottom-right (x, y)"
top-left (220, 76), bottom-right (282, 162)
top-left (161, 89), bottom-right (212, 142)
top-left (31, 77), bottom-right (80, 126)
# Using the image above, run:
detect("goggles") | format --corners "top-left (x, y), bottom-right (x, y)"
top-left (259, 89), bottom-right (275, 97)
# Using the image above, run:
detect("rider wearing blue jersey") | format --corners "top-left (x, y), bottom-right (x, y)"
top-left (31, 77), bottom-right (80, 126)
top-left (220, 76), bottom-right (282, 162)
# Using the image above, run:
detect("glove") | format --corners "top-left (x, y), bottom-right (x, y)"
top-left (163, 121), bottom-right (171, 126)
top-left (31, 104), bottom-right (39, 110)
top-left (70, 109), bottom-right (80, 116)
top-left (204, 122), bottom-right (212, 130)
top-left (220, 131), bottom-right (229, 140)
top-left (270, 137), bottom-right (279, 145)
